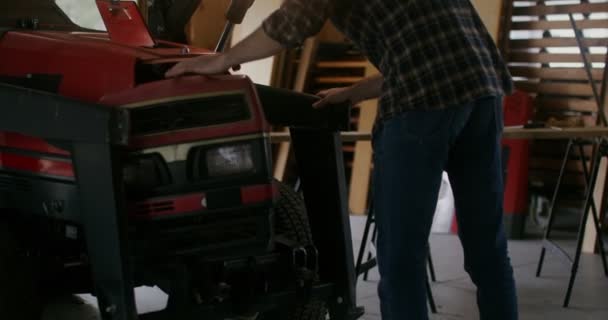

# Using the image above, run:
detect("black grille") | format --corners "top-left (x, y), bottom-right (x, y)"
top-left (130, 94), bottom-right (251, 135)
top-left (0, 174), bottom-right (32, 192)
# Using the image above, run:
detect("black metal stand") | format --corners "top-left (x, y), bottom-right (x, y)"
top-left (354, 198), bottom-right (438, 314)
top-left (290, 128), bottom-right (364, 320)
top-left (535, 12), bottom-right (608, 308)
top-left (72, 143), bottom-right (137, 320)
top-left (535, 138), bottom-right (608, 307)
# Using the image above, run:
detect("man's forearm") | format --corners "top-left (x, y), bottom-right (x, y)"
top-left (224, 27), bottom-right (285, 67)
top-left (349, 74), bottom-right (383, 104)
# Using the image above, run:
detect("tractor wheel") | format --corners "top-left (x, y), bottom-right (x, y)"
top-left (0, 222), bottom-right (44, 320)
top-left (261, 182), bottom-right (327, 320)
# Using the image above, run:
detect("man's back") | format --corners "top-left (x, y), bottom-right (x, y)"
top-left (330, 0), bottom-right (512, 120)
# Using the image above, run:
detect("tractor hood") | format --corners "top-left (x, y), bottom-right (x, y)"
top-left (0, 0), bottom-right (203, 42)
top-left (0, 0), bottom-right (79, 30)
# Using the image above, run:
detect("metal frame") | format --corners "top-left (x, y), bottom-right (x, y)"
top-left (535, 14), bottom-right (608, 308)
top-left (535, 138), bottom-right (608, 307)
top-left (0, 84), bottom-right (361, 319)
top-left (290, 128), bottom-right (363, 320)
top-left (0, 84), bottom-right (135, 319)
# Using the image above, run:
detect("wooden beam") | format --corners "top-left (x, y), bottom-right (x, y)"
top-left (273, 37), bottom-right (319, 181)
top-left (316, 61), bottom-right (369, 68)
top-left (186, 0), bottom-right (231, 50)
top-left (348, 64), bottom-right (379, 216)
top-left (315, 76), bottom-right (364, 84)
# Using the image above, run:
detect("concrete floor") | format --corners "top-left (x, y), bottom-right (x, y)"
top-left (350, 217), bottom-right (608, 320)
top-left (42, 217), bottom-right (608, 320)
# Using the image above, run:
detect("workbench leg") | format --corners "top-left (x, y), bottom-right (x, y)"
top-left (363, 224), bottom-right (378, 282)
top-left (425, 273), bottom-right (437, 314)
top-left (537, 139), bottom-right (574, 278)
top-left (356, 200), bottom-right (375, 277)
top-left (72, 143), bottom-right (137, 320)
top-left (427, 244), bottom-right (437, 283)
top-left (564, 141), bottom-right (602, 307)
top-left (578, 143), bottom-right (608, 277)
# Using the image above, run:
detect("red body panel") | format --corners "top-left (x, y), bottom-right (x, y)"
top-left (0, 31), bottom-right (136, 102)
top-left (0, 132), bottom-right (70, 156)
top-left (131, 183), bottom-right (276, 219)
top-left (101, 75), bottom-right (270, 148)
top-left (0, 28), bottom-right (274, 208)
top-left (241, 183), bottom-right (279, 205)
top-left (0, 30), bottom-right (210, 102)
top-left (96, 1), bottom-right (155, 48)
top-left (0, 152), bottom-right (74, 178)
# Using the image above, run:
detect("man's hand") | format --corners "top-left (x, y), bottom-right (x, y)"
top-left (165, 54), bottom-right (229, 78)
top-left (313, 87), bottom-right (353, 109)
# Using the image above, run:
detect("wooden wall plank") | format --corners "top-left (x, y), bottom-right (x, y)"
top-left (529, 171), bottom-right (588, 186)
top-left (510, 52), bottom-right (605, 63)
top-left (536, 97), bottom-right (598, 112)
top-left (530, 158), bottom-right (590, 172)
top-left (515, 81), bottom-right (596, 96)
top-left (512, 19), bottom-right (608, 30)
top-left (510, 38), bottom-right (608, 49)
top-left (513, 3), bottom-right (608, 16)
top-left (510, 66), bottom-right (604, 81)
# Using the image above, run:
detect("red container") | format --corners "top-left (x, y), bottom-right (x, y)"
top-left (501, 90), bottom-right (533, 238)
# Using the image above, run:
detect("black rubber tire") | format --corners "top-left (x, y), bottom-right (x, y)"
top-left (0, 222), bottom-right (44, 320)
top-left (263, 182), bottom-right (327, 320)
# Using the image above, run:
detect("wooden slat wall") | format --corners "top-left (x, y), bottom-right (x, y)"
top-left (502, 0), bottom-right (608, 194)
top-left (502, 0), bottom-right (608, 252)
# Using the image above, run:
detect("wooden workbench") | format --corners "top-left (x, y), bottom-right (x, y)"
top-left (270, 126), bottom-right (608, 143)
top-left (270, 126), bottom-right (608, 254)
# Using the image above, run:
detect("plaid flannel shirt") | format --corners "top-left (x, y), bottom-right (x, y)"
top-left (263, 0), bottom-right (513, 123)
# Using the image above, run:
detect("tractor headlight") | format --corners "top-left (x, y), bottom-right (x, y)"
top-left (205, 144), bottom-right (256, 177)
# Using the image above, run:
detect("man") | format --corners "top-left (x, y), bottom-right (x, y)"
top-left (166, 0), bottom-right (519, 319)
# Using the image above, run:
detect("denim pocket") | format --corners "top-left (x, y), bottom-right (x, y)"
top-left (393, 109), bottom-right (454, 142)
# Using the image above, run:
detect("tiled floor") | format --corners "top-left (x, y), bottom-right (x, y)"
top-left (42, 217), bottom-right (608, 320)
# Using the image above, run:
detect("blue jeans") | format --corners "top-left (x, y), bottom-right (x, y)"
top-left (372, 96), bottom-right (518, 320)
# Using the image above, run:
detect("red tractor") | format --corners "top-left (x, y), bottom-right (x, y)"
top-left (0, 1), bottom-right (361, 320)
